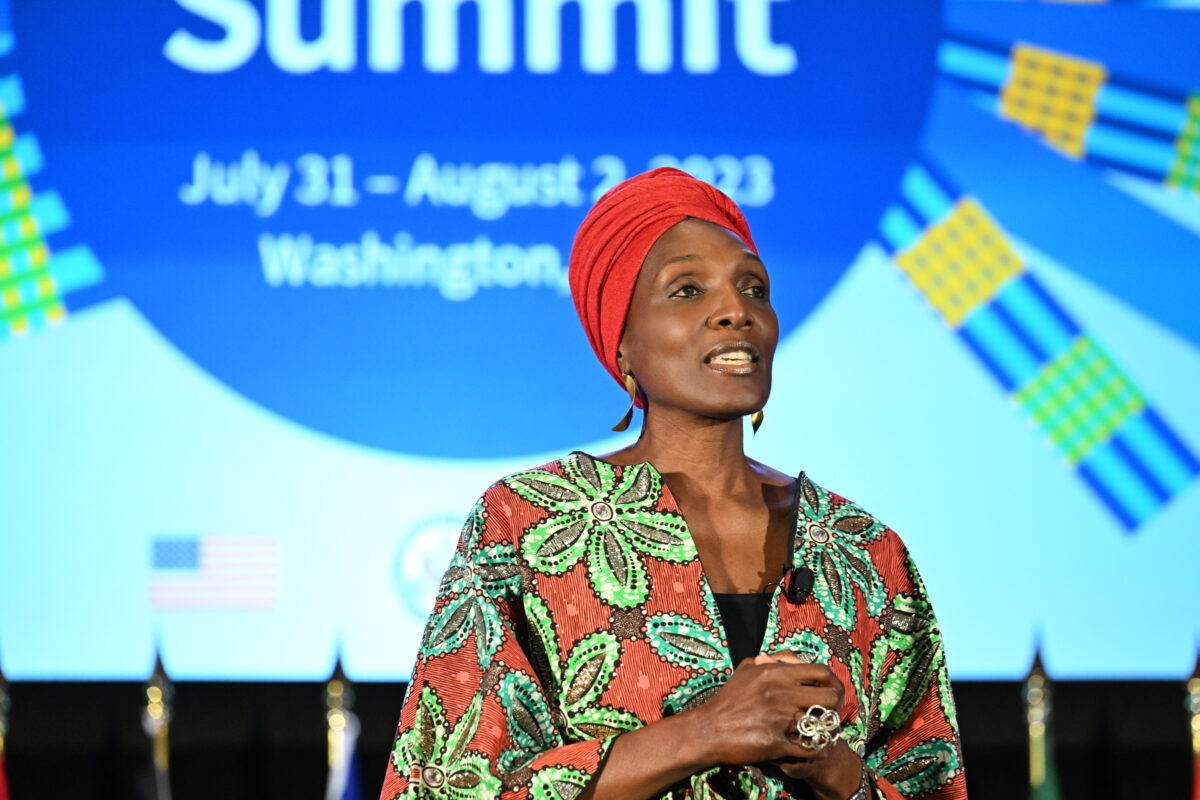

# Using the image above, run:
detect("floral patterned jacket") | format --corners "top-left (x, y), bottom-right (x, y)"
top-left (381, 452), bottom-right (966, 799)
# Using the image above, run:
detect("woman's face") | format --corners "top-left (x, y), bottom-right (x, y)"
top-left (617, 218), bottom-right (778, 422)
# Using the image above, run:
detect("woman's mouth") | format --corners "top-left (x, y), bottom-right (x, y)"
top-left (704, 342), bottom-right (761, 374)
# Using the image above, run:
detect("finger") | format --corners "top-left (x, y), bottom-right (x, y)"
top-left (770, 756), bottom-right (820, 779)
top-left (768, 662), bottom-right (840, 686)
top-left (787, 724), bottom-right (844, 762)
top-left (801, 686), bottom-right (840, 710)
top-left (763, 682), bottom-right (840, 711)
top-left (777, 760), bottom-right (819, 781)
top-left (759, 650), bottom-right (806, 665)
top-left (795, 688), bottom-right (841, 711)
top-left (780, 736), bottom-right (835, 762)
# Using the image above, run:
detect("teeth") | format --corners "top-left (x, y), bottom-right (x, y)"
top-left (712, 351), bottom-right (751, 364)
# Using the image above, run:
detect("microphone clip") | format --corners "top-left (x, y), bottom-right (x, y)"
top-left (784, 565), bottom-right (815, 604)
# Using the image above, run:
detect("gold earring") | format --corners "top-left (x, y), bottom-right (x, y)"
top-left (750, 409), bottom-right (764, 435)
top-left (612, 373), bottom-right (638, 432)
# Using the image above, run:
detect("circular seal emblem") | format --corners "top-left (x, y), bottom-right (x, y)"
top-left (393, 515), bottom-right (463, 620)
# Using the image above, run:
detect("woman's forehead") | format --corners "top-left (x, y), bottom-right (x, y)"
top-left (644, 218), bottom-right (758, 272)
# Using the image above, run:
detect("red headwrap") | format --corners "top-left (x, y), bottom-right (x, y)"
top-left (569, 167), bottom-right (759, 404)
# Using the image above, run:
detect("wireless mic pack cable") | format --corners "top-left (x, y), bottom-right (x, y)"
top-left (783, 472), bottom-right (815, 604)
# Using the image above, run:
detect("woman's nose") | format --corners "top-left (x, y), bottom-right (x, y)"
top-left (708, 287), bottom-right (753, 329)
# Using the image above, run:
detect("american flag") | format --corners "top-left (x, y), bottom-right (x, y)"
top-left (150, 535), bottom-right (278, 610)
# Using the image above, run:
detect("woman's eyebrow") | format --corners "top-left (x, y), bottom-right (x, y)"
top-left (662, 253), bottom-right (701, 267)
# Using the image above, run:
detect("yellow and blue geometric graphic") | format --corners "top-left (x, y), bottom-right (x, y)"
top-left (939, 35), bottom-right (1200, 195)
top-left (880, 159), bottom-right (1199, 530)
top-left (0, 72), bottom-right (104, 341)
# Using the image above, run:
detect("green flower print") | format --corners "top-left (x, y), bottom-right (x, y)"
top-left (906, 558), bottom-right (958, 731)
top-left (392, 687), bottom-right (502, 799)
top-left (771, 629), bottom-right (832, 665)
top-left (795, 474), bottom-right (888, 629)
top-left (656, 590), bottom-right (734, 713)
top-left (662, 672), bottom-right (727, 716)
top-left (423, 586), bottom-right (506, 669)
top-left (505, 453), bottom-right (696, 608)
top-left (529, 765), bottom-right (596, 800)
top-left (524, 595), bottom-right (642, 741)
top-left (476, 541), bottom-right (522, 602)
top-left (647, 611), bottom-right (728, 673)
top-left (869, 738), bottom-right (961, 795)
top-left (681, 766), bottom-right (783, 800)
top-left (871, 587), bottom-right (950, 735)
top-left (421, 500), bottom-right (518, 669)
top-left (497, 670), bottom-right (560, 774)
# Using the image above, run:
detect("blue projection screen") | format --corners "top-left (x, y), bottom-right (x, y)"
top-left (0, 1), bottom-right (1198, 681)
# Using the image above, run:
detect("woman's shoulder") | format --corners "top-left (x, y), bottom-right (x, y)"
top-left (796, 473), bottom-right (935, 608)
top-left (796, 471), bottom-right (909, 552)
top-left (476, 451), bottom-right (610, 506)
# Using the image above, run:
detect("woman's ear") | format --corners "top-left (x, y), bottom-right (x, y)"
top-left (615, 346), bottom-right (629, 376)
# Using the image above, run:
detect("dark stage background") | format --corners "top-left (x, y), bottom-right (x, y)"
top-left (1, 680), bottom-right (1193, 798)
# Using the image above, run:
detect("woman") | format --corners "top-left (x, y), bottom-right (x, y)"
top-left (381, 169), bottom-right (966, 799)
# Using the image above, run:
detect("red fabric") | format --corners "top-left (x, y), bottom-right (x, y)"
top-left (568, 167), bottom-right (759, 402)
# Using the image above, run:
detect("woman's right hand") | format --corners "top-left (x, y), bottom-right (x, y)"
top-left (685, 655), bottom-right (846, 768)
top-left (578, 654), bottom-right (859, 800)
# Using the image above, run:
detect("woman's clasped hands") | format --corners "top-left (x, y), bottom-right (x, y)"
top-left (685, 650), bottom-right (865, 800)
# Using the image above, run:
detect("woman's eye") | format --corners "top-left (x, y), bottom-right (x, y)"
top-left (742, 285), bottom-right (767, 299)
top-left (671, 285), bottom-right (702, 298)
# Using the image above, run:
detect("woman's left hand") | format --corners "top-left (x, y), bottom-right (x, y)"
top-left (753, 650), bottom-right (863, 800)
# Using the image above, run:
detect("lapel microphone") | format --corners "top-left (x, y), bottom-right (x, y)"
top-left (785, 565), bottom-right (815, 604)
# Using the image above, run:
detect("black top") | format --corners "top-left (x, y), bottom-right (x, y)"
top-left (712, 592), bottom-right (774, 667)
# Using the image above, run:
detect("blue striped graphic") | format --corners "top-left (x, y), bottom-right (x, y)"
top-left (1109, 433), bottom-right (1171, 504)
top-left (11, 132), bottom-right (41, 175)
top-left (901, 163), bottom-right (956, 223)
top-left (1116, 413), bottom-right (1195, 495)
top-left (0, 74), bottom-right (23, 116)
top-left (959, 304), bottom-right (1043, 390)
top-left (879, 156), bottom-right (1199, 531)
top-left (1086, 124), bottom-right (1179, 174)
top-left (938, 41), bottom-right (1011, 89)
top-left (30, 190), bottom-right (68, 235)
top-left (1079, 441), bottom-right (1163, 529)
top-left (49, 246), bottom-right (105, 294)
top-left (1096, 84), bottom-right (1189, 136)
top-left (993, 275), bottom-right (1077, 360)
top-left (880, 205), bottom-right (922, 252)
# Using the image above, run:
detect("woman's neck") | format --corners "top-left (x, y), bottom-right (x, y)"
top-left (607, 407), bottom-right (759, 497)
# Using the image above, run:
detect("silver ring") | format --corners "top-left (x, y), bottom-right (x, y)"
top-left (792, 704), bottom-right (842, 752)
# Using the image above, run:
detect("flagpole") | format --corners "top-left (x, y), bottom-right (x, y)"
top-left (1024, 648), bottom-right (1061, 800)
top-left (0, 655), bottom-right (10, 800)
top-left (1188, 650), bottom-right (1200, 800)
top-left (325, 656), bottom-right (362, 800)
top-left (326, 670), bottom-right (349, 778)
top-left (142, 651), bottom-right (173, 800)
